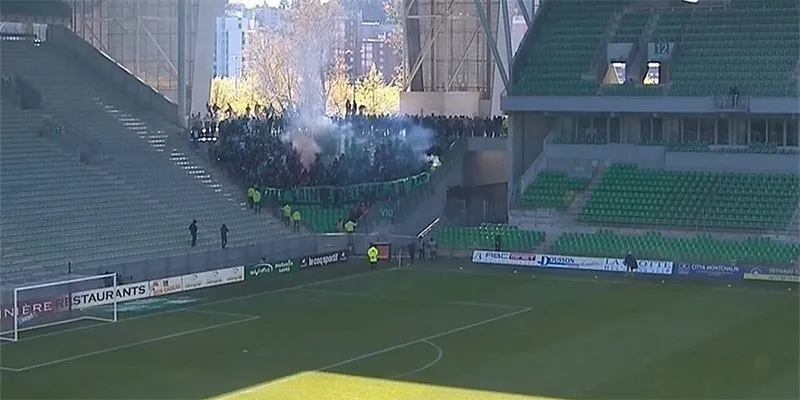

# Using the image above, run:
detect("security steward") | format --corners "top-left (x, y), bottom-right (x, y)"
top-left (344, 219), bottom-right (356, 248)
top-left (247, 186), bottom-right (256, 209)
top-left (292, 209), bottom-right (302, 232)
top-left (252, 188), bottom-right (262, 213)
top-left (367, 243), bottom-right (379, 271)
top-left (282, 203), bottom-right (292, 226)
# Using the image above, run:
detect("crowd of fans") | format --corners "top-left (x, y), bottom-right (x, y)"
top-left (188, 103), bottom-right (506, 192)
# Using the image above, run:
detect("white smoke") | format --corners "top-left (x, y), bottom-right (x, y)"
top-left (279, 0), bottom-right (436, 172)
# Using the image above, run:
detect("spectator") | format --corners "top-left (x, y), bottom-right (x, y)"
top-left (220, 224), bottom-right (229, 249)
top-left (189, 220), bottom-right (198, 247)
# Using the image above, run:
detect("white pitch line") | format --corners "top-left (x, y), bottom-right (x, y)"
top-left (297, 287), bottom-right (528, 310)
top-left (0, 366), bottom-right (22, 372)
top-left (8, 315), bottom-right (260, 372)
top-left (215, 307), bottom-right (532, 399)
top-left (10, 268), bottom-right (400, 344)
top-left (182, 308), bottom-right (260, 319)
top-left (392, 339), bottom-right (443, 379)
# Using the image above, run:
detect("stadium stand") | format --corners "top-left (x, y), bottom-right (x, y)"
top-left (668, 0), bottom-right (799, 96)
top-left (512, 0), bottom-right (800, 97)
top-left (551, 230), bottom-right (799, 266)
top-left (0, 100), bottom-right (198, 271)
top-left (198, 110), bottom-right (502, 233)
top-left (0, 39), bottom-right (295, 275)
top-left (578, 164), bottom-right (799, 231)
top-left (512, 0), bottom-right (630, 95)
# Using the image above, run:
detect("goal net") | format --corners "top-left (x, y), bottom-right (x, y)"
top-left (0, 273), bottom-right (118, 342)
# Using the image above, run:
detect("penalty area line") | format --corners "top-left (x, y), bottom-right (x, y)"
top-left (6, 315), bottom-right (260, 373)
top-left (215, 307), bottom-right (532, 399)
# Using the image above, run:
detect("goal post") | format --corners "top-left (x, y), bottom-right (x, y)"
top-left (0, 273), bottom-right (118, 342)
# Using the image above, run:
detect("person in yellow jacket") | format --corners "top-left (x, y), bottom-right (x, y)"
top-left (252, 189), bottom-right (262, 213)
top-left (282, 203), bottom-right (292, 226)
top-left (247, 187), bottom-right (256, 209)
top-left (367, 243), bottom-right (379, 271)
top-left (291, 209), bottom-right (301, 232)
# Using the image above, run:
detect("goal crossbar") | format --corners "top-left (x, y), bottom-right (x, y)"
top-left (1, 273), bottom-right (118, 342)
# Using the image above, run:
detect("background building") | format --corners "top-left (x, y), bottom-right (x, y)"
top-left (66, 0), bottom-right (223, 114)
top-left (213, 10), bottom-right (245, 78)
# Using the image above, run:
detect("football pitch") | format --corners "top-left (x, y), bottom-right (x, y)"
top-left (1, 261), bottom-right (798, 399)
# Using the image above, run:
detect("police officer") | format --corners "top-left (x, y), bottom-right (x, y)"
top-left (367, 243), bottom-right (379, 271)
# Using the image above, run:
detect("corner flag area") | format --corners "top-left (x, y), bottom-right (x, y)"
top-left (1, 263), bottom-right (797, 399)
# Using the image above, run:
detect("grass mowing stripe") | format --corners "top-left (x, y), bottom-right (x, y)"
top-left (10, 267), bottom-right (399, 344)
top-left (297, 287), bottom-right (529, 310)
top-left (214, 307), bottom-right (533, 399)
top-left (9, 314), bottom-right (260, 372)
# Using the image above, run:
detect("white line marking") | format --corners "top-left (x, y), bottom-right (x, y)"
top-left (7, 316), bottom-right (260, 372)
top-left (11, 268), bottom-right (399, 344)
top-left (0, 366), bottom-right (22, 372)
top-left (392, 339), bottom-right (443, 379)
top-left (182, 309), bottom-right (260, 319)
top-left (297, 287), bottom-right (527, 310)
top-left (215, 307), bottom-right (532, 399)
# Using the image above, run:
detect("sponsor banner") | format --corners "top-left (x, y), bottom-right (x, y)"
top-left (743, 267), bottom-right (800, 283)
top-left (674, 263), bottom-right (743, 280)
top-left (149, 277), bottom-right (184, 296)
top-left (246, 258), bottom-right (296, 280)
top-left (1, 296), bottom-right (70, 322)
top-left (602, 258), bottom-right (674, 276)
top-left (471, 251), bottom-right (673, 276)
top-left (300, 250), bottom-right (348, 269)
top-left (181, 266), bottom-right (244, 291)
top-left (472, 251), bottom-right (539, 267)
top-left (71, 282), bottom-right (151, 310)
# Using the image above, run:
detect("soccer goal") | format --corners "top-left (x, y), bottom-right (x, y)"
top-left (0, 273), bottom-right (118, 342)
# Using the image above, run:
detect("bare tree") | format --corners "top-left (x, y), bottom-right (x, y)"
top-left (244, 28), bottom-right (299, 111)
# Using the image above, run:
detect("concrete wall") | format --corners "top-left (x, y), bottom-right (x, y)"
top-left (545, 143), bottom-right (666, 169)
top-left (446, 183), bottom-right (508, 225)
top-left (664, 152), bottom-right (799, 173)
top-left (399, 91), bottom-right (481, 116)
top-left (463, 151), bottom-right (509, 187)
top-left (544, 143), bottom-right (798, 173)
top-left (467, 137), bottom-right (507, 151)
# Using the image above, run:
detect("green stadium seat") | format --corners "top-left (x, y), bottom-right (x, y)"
top-left (511, 0), bottom-right (799, 97)
top-left (578, 164), bottom-right (800, 231)
top-left (517, 171), bottom-right (589, 210)
top-left (551, 230), bottom-right (800, 266)
top-left (435, 224), bottom-right (545, 251)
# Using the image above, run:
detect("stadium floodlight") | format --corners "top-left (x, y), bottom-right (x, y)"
top-left (0, 273), bottom-right (118, 342)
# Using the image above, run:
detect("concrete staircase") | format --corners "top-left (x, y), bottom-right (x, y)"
top-left (0, 41), bottom-right (294, 276)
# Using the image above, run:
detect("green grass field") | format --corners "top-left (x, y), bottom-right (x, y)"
top-left (1, 261), bottom-right (798, 399)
